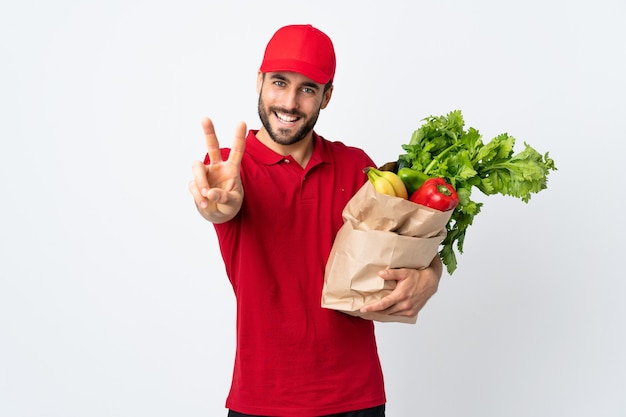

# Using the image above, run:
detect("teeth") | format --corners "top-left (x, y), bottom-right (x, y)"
top-left (276, 112), bottom-right (298, 123)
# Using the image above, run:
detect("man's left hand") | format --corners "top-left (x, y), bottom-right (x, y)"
top-left (359, 256), bottom-right (443, 320)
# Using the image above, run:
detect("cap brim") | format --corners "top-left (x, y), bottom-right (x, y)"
top-left (260, 59), bottom-right (331, 84)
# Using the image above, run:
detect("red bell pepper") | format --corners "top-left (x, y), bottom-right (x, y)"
top-left (409, 177), bottom-right (459, 211)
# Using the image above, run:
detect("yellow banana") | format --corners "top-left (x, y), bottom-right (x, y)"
top-left (379, 170), bottom-right (409, 199)
top-left (372, 176), bottom-right (396, 196)
top-left (363, 167), bottom-right (407, 199)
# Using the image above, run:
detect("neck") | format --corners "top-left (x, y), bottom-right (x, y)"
top-left (256, 128), bottom-right (315, 168)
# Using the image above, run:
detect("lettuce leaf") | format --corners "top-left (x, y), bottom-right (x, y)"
top-left (397, 110), bottom-right (557, 275)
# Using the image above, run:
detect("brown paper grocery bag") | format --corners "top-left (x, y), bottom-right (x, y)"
top-left (321, 181), bottom-right (452, 324)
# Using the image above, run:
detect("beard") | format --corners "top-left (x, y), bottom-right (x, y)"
top-left (257, 94), bottom-right (321, 146)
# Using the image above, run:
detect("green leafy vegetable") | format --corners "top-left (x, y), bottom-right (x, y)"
top-left (397, 110), bottom-right (557, 275)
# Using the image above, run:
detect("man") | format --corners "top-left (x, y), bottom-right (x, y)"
top-left (189, 24), bottom-right (442, 417)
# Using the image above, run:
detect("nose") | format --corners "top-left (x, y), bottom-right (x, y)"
top-left (281, 86), bottom-right (299, 110)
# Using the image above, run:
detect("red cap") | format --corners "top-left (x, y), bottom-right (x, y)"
top-left (260, 24), bottom-right (336, 84)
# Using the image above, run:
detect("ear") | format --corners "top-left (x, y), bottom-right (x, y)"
top-left (320, 85), bottom-right (333, 109)
top-left (256, 71), bottom-right (264, 94)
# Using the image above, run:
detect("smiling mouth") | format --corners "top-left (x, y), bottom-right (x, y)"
top-left (275, 111), bottom-right (301, 124)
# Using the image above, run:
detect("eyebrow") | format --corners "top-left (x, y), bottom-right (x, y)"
top-left (269, 73), bottom-right (320, 90)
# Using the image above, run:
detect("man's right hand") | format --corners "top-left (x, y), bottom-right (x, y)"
top-left (189, 117), bottom-right (247, 223)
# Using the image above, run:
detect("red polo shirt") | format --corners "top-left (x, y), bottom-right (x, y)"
top-left (206, 130), bottom-right (385, 416)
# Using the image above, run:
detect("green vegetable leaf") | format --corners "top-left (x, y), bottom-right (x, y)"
top-left (478, 143), bottom-right (556, 202)
top-left (397, 110), bottom-right (557, 275)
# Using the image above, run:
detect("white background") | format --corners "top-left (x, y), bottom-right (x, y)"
top-left (1, 0), bottom-right (625, 416)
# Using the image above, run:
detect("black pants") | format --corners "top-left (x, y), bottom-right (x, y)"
top-left (228, 404), bottom-right (385, 417)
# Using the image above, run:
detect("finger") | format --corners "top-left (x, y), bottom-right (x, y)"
top-left (191, 160), bottom-right (210, 196)
top-left (378, 268), bottom-right (413, 281)
top-left (362, 295), bottom-right (417, 317)
top-left (226, 121), bottom-right (247, 166)
top-left (359, 269), bottom-right (401, 313)
top-left (202, 117), bottom-right (222, 164)
top-left (188, 179), bottom-right (208, 209)
top-left (360, 294), bottom-right (397, 313)
top-left (205, 187), bottom-right (231, 204)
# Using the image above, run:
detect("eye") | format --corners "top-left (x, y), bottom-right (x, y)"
top-left (300, 81), bottom-right (322, 94)
top-left (273, 80), bottom-right (286, 87)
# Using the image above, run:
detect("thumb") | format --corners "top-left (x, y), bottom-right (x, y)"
top-left (205, 187), bottom-right (230, 204)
